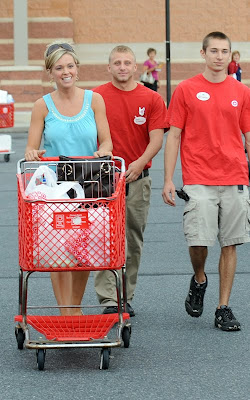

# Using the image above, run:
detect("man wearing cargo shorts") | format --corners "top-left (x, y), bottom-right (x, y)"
top-left (93, 45), bottom-right (167, 316)
top-left (162, 31), bottom-right (250, 331)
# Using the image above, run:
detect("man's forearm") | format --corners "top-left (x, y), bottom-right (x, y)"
top-left (138, 129), bottom-right (164, 167)
top-left (244, 131), bottom-right (250, 166)
top-left (164, 131), bottom-right (180, 183)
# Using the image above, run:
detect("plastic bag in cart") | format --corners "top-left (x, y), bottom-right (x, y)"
top-left (25, 165), bottom-right (87, 268)
top-left (24, 165), bottom-right (86, 199)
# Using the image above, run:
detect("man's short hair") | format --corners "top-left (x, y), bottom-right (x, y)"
top-left (109, 45), bottom-right (136, 63)
top-left (202, 32), bottom-right (231, 52)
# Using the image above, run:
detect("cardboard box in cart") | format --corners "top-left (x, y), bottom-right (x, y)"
top-left (0, 103), bottom-right (15, 162)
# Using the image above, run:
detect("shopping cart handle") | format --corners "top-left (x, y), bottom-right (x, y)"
top-left (40, 156), bottom-right (126, 172)
top-left (17, 156), bottom-right (126, 173)
top-left (40, 156), bottom-right (96, 161)
top-left (40, 157), bottom-right (59, 161)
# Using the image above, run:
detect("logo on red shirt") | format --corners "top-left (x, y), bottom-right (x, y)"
top-left (134, 107), bottom-right (146, 125)
top-left (231, 100), bottom-right (238, 107)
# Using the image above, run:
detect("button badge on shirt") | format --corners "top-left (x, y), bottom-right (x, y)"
top-left (196, 92), bottom-right (210, 101)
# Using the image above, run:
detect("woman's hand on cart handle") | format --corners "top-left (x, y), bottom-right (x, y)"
top-left (25, 149), bottom-right (46, 161)
top-left (93, 150), bottom-right (113, 158)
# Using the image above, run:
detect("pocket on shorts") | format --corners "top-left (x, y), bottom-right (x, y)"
top-left (245, 199), bottom-right (250, 231)
top-left (183, 200), bottom-right (198, 237)
top-left (142, 177), bottom-right (151, 202)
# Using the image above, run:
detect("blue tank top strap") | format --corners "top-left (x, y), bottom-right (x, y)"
top-left (83, 90), bottom-right (93, 109)
top-left (43, 93), bottom-right (54, 111)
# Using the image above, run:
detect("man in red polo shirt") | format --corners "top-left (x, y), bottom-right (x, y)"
top-left (162, 32), bottom-right (250, 331)
top-left (94, 45), bottom-right (168, 316)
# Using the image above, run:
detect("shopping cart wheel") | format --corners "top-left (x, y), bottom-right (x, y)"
top-left (4, 154), bottom-right (10, 162)
top-left (15, 327), bottom-right (25, 350)
top-left (122, 326), bottom-right (131, 348)
top-left (36, 349), bottom-right (46, 370)
top-left (100, 348), bottom-right (110, 370)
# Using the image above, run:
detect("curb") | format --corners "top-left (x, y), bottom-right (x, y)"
top-left (0, 127), bottom-right (29, 134)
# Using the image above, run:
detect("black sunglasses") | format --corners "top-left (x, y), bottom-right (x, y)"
top-left (46, 43), bottom-right (75, 57)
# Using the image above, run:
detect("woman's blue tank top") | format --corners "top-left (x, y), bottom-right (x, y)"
top-left (43, 90), bottom-right (98, 157)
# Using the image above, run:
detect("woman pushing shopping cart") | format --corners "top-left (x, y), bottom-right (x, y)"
top-left (15, 156), bottom-right (131, 370)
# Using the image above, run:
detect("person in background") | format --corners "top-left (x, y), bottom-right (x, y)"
top-left (162, 32), bottom-right (250, 331)
top-left (228, 50), bottom-right (242, 81)
top-left (25, 40), bottom-right (112, 315)
top-left (142, 48), bottom-right (163, 92)
top-left (94, 45), bottom-right (167, 317)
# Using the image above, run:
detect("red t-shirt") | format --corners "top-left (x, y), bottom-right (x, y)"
top-left (167, 74), bottom-right (250, 185)
top-left (228, 60), bottom-right (241, 74)
top-left (93, 82), bottom-right (167, 169)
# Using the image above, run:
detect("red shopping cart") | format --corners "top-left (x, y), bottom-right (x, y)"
top-left (0, 103), bottom-right (15, 162)
top-left (0, 103), bottom-right (14, 128)
top-left (14, 156), bottom-right (131, 370)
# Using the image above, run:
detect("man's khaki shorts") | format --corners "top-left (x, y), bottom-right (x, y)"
top-left (182, 185), bottom-right (250, 247)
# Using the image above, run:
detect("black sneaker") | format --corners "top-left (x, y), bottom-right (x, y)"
top-left (185, 274), bottom-right (207, 317)
top-left (103, 306), bottom-right (118, 315)
top-left (215, 306), bottom-right (241, 331)
top-left (103, 303), bottom-right (135, 317)
top-left (126, 303), bottom-right (135, 317)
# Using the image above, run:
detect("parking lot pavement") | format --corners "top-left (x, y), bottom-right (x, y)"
top-left (1, 133), bottom-right (250, 399)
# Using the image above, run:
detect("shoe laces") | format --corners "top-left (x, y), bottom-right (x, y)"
top-left (219, 307), bottom-right (234, 321)
top-left (192, 287), bottom-right (205, 305)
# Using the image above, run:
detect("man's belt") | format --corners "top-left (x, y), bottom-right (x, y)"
top-left (137, 169), bottom-right (149, 180)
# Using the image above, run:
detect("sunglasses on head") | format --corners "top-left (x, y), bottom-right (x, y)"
top-left (46, 43), bottom-right (75, 57)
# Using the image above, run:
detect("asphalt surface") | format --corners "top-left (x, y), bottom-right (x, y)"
top-left (1, 133), bottom-right (250, 400)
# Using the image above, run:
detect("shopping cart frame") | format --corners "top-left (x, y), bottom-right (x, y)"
top-left (14, 156), bottom-right (131, 370)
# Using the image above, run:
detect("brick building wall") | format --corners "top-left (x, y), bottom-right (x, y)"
top-left (171, 0), bottom-right (250, 42)
top-left (0, 0), bottom-right (70, 18)
top-left (1, 0), bottom-right (249, 44)
top-left (0, 0), bottom-right (249, 110)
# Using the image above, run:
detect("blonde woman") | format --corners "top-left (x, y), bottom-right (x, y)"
top-left (25, 41), bottom-right (112, 315)
top-left (228, 50), bottom-right (242, 81)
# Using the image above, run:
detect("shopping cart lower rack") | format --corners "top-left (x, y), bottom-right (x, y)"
top-left (14, 156), bottom-right (131, 370)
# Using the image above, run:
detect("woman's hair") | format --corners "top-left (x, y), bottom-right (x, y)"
top-left (202, 31), bottom-right (231, 52)
top-left (44, 40), bottom-right (80, 70)
top-left (147, 48), bottom-right (156, 56)
top-left (231, 50), bottom-right (240, 61)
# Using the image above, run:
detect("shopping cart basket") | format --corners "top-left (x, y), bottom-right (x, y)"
top-left (0, 103), bottom-right (15, 161)
top-left (14, 156), bottom-right (131, 370)
top-left (0, 103), bottom-right (14, 128)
